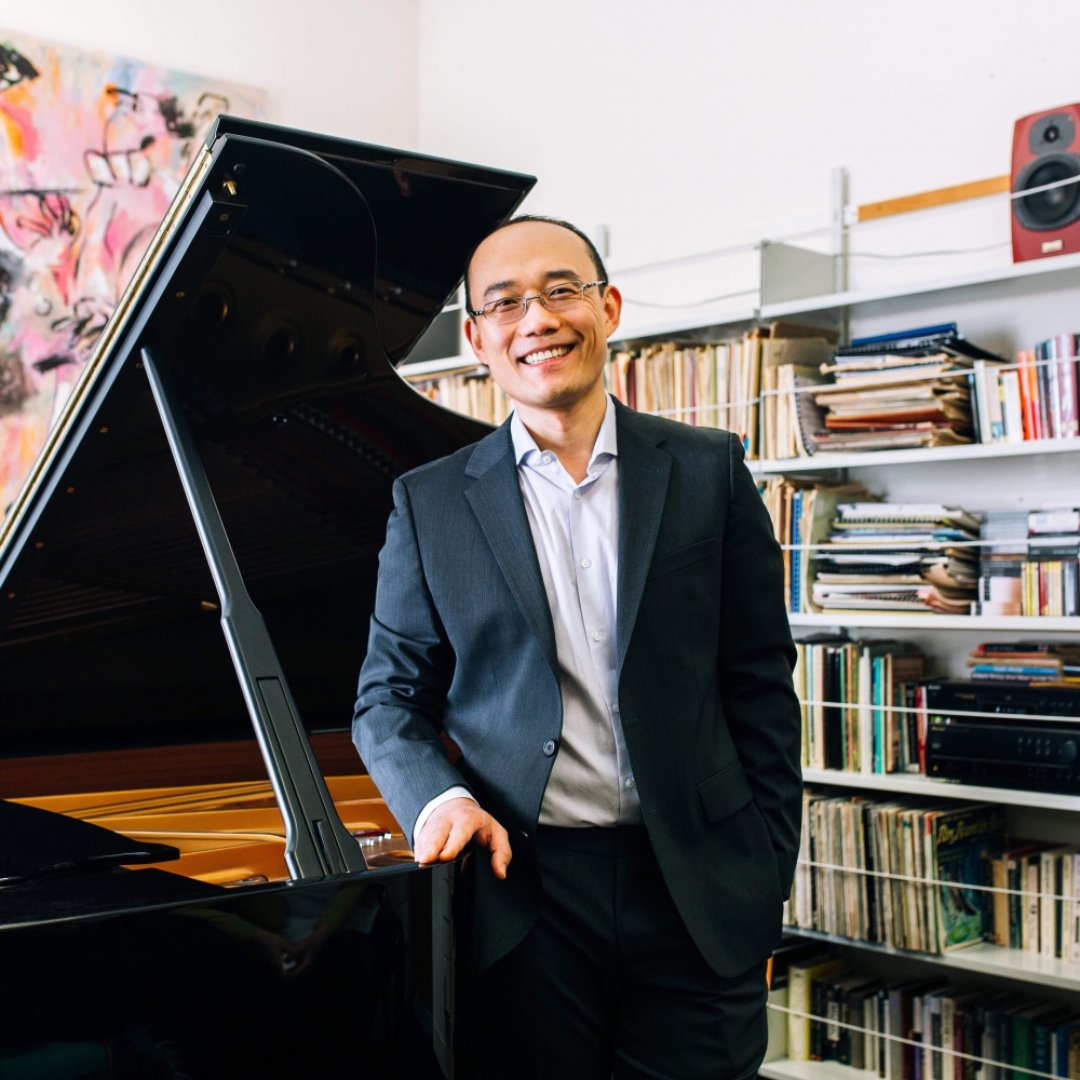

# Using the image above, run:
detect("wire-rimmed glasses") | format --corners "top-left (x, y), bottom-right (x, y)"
top-left (468, 280), bottom-right (606, 325)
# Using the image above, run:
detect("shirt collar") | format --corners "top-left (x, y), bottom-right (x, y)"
top-left (511, 394), bottom-right (619, 468)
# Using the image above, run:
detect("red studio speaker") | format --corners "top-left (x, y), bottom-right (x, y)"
top-left (1011, 104), bottom-right (1080, 262)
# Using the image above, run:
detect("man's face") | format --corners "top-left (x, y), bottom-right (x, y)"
top-left (464, 221), bottom-right (621, 417)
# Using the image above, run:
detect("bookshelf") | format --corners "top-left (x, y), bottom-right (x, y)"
top-left (758, 257), bottom-right (1080, 1079)
top-left (396, 251), bottom-right (1080, 1079)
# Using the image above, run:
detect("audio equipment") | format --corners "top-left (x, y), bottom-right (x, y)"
top-left (1011, 104), bottom-right (1080, 262)
top-left (923, 680), bottom-right (1080, 792)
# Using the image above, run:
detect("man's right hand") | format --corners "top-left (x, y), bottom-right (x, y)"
top-left (414, 797), bottom-right (511, 880)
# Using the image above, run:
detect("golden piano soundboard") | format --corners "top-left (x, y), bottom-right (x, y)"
top-left (13, 773), bottom-right (406, 886)
top-left (0, 116), bottom-right (533, 1078)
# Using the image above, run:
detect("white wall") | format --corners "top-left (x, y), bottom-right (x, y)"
top-left (417, 0), bottom-right (1080, 332)
top-left (6, 0), bottom-right (1080, 331)
top-left (1, 0), bottom-right (420, 146)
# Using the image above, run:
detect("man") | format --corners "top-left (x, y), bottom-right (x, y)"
top-left (354, 216), bottom-right (802, 1079)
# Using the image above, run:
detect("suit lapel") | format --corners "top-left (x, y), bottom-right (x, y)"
top-left (615, 405), bottom-right (671, 678)
top-left (464, 424), bottom-right (558, 673)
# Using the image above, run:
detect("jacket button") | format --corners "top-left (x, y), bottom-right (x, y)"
top-left (542, 739), bottom-right (557, 756)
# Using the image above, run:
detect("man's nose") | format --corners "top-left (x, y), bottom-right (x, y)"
top-left (517, 294), bottom-right (560, 332)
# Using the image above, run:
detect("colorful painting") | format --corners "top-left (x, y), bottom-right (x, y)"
top-left (0, 30), bottom-right (267, 517)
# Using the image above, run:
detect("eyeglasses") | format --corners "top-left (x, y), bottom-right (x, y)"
top-left (468, 280), bottom-right (606, 325)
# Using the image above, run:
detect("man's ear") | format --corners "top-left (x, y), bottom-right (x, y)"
top-left (464, 316), bottom-right (485, 361)
top-left (602, 283), bottom-right (623, 341)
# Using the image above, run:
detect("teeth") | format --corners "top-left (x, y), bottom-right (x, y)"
top-left (522, 345), bottom-right (571, 365)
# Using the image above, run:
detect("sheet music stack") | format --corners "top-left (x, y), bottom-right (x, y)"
top-left (802, 323), bottom-right (1006, 454)
top-left (810, 503), bottom-right (982, 614)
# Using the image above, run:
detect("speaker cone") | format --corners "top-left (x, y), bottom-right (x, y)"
top-left (1014, 153), bottom-right (1080, 230)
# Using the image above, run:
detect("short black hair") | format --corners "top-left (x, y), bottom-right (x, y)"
top-left (463, 215), bottom-right (609, 315)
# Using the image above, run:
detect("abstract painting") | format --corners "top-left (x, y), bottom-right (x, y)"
top-left (0, 30), bottom-right (267, 516)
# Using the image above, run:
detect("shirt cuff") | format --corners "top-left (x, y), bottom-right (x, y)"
top-left (412, 786), bottom-right (476, 849)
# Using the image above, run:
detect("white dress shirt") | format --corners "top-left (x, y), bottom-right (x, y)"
top-left (412, 396), bottom-right (641, 843)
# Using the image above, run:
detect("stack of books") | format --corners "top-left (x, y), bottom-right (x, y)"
top-left (1024, 507), bottom-right (1080, 617)
top-left (976, 507), bottom-right (1080, 617)
top-left (809, 503), bottom-right (981, 615)
top-left (798, 323), bottom-right (1006, 454)
top-left (976, 509), bottom-right (1030, 616)
top-left (966, 641), bottom-right (1080, 684)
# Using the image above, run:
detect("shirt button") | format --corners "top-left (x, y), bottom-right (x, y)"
top-left (541, 452), bottom-right (554, 465)
top-left (624, 777), bottom-right (636, 790)
top-left (573, 491), bottom-right (583, 500)
top-left (580, 558), bottom-right (591, 569)
top-left (542, 739), bottom-right (557, 756)
top-left (591, 631), bottom-right (602, 642)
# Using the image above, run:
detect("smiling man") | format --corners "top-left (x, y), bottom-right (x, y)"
top-left (354, 216), bottom-right (802, 1079)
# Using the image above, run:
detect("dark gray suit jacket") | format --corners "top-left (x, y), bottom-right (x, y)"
top-left (353, 398), bottom-right (802, 976)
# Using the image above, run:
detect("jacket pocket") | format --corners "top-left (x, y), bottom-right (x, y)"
top-left (647, 537), bottom-right (719, 581)
top-left (697, 760), bottom-right (753, 824)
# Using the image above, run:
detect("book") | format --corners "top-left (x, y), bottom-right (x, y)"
top-left (786, 955), bottom-right (845, 1061)
top-left (1017, 349), bottom-right (1042, 440)
top-left (763, 981), bottom-right (789, 1063)
top-left (1000, 368), bottom-right (1025, 443)
top-left (835, 502), bottom-right (982, 532)
top-left (1058, 1015), bottom-right (1080, 1078)
top-left (1051, 333), bottom-right (1080, 438)
top-left (886, 977), bottom-right (945, 1080)
top-left (763, 938), bottom-right (824, 1064)
top-left (844, 322), bottom-right (958, 350)
top-left (1031, 1006), bottom-right (1071, 1078)
top-left (846, 979), bottom-right (883, 1070)
top-left (791, 369), bottom-right (830, 456)
top-left (838, 323), bottom-right (1005, 363)
top-left (760, 334), bottom-right (836, 458)
top-left (774, 363), bottom-right (826, 459)
top-left (929, 803), bottom-right (1006, 953)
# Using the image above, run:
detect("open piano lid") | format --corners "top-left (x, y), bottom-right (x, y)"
top-left (0, 116), bottom-right (535, 886)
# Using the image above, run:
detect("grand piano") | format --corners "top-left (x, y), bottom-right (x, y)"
top-left (0, 116), bottom-right (533, 1078)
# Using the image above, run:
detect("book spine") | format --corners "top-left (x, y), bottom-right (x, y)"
top-left (1053, 333), bottom-right (1079, 438)
top-left (1040, 850), bottom-right (1057, 959)
top-left (1016, 350), bottom-right (1039, 441)
top-left (1036, 340), bottom-right (1054, 439)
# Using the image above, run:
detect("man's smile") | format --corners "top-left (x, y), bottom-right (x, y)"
top-left (519, 344), bottom-right (573, 365)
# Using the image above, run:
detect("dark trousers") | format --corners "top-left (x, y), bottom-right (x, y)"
top-left (473, 826), bottom-right (769, 1080)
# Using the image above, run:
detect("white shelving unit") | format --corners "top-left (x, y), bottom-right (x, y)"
top-left (790, 613), bottom-right (1080, 632)
top-left (754, 435), bottom-right (1080, 476)
top-left (759, 249), bottom-right (1080, 323)
top-left (801, 769), bottom-right (1080, 815)
top-left (760, 1061), bottom-right (867, 1080)
top-left (754, 253), bottom-right (1080, 1075)
top-left (781, 927), bottom-right (1080, 993)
